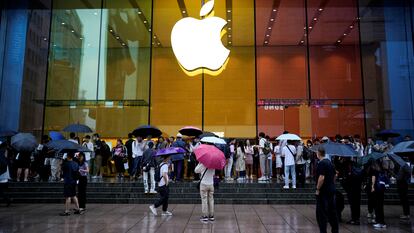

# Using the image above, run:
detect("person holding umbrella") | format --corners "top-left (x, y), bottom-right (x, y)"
top-left (171, 133), bottom-right (186, 182)
top-left (194, 144), bottom-right (226, 222)
top-left (131, 135), bottom-right (146, 180)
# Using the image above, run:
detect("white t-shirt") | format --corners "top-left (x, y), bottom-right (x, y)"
top-left (159, 163), bottom-right (169, 187)
top-left (83, 141), bottom-right (94, 161)
top-left (259, 138), bottom-right (266, 155)
top-left (282, 145), bottom-right (296, 166)
top-left (68, 139), bottom-right (78, 144)
top-left (132, 140), bottom-right (146, 158)
top-left (195, 163), bottom-right (214, 185)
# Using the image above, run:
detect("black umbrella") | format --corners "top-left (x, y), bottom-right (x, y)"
top-left (0, 129), bottom-right (18, 137)
top-left (179, 126), bottom-right (203, 137)
top-left (310, 142), bottom-right (358, 157)
top-left (132, 125), bottom-right (162, 138)
top-left (63, 123), bottom-right (93, 133)
top-left (11, 133), bottom-right (38, 152)
top-left (47, 140), bottom-right (91, 153)
top-left (376, 130), bottom-right (400, 139)
top-left (199, 132), bottom-right (219, 139)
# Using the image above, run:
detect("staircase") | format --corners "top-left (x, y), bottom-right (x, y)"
top-left (8, 181), bottom-right (414, 205)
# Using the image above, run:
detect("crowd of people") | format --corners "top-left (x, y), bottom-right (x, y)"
top-left (0, 130), bottom-right (413, 231)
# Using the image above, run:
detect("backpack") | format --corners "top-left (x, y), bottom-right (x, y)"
top-left (375, 172), bottom-right (390, 192)
top-left (155, 162), bottom-right (167, 182)
top-left (0, 152), bottom-right (7, 175)
top-left (302, 147), bottom-right (310, 160)
top-left (263, 140), bottom-right (271, 155)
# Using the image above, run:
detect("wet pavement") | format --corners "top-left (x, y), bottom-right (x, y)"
top-left (0, 204), bottom-right (413, 233)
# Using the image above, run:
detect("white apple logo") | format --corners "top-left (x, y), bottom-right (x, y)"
top-left (171, 0), bottom-right (230, 72)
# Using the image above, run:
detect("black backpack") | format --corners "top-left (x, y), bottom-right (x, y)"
top-left (302, 147), bottom-right (310, 160)
top-left (155, 162), bottom-right (167, 182)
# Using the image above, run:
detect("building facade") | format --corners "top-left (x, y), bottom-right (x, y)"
top-left (0, 0), bottom-right (413, 139)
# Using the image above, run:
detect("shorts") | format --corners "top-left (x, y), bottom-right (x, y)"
top-left (64, 183), bottom-right (76, 198)
top-left (275, 155), bottom-right (282, 168)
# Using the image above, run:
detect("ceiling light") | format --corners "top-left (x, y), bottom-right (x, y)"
top-left (227, 9), bottom-right (231, 13)
top-left (154, 36), bottom-right (156, 39)
top-left (349, 25), bottom-right (354, 29)
top-left (43, 37), bottom-right (47, 41)
top-left (309, 26), bottom-right (313, 29)
top-left (313, 17), bottom-right (317, 21)
top-left (337, 40), bottom-right (341, 43)
top-left (138, 11), bottom-right (142, 14)
top-left (270, 18), bottom-right (274, 22)
top-left (109, 29), bottom-right (113, 32)
top-left (343, 33), bottom-right (347, 36)
top-left (61, 22), bottom-right (65, 25)
top-left (227, 19), bottom-right (231, 22)
top-left (228, 35), bottom-right (231, 38)
top-left (122, 43), bottom-right (126, 46)
top-left (228, 41), bottom-right (232, 44)
top-left (228, 27), bottom-right (231, 30)
top-left (266, 34), bottom-right (270, 37)
top-left (157, 43), bottom-right (160, 45)
top-left (116, 36), bottom-right (120, 39)
top-left (148, 28), bottom-right (152, 32)
top-left (300, 40), bottom-right (305, 43)
top-left (182, 10), bottom-right (186, 14)
top-left (268, 27), bottom-right (272, 30)
top-left (319, 8), bottom-right (323, 11)
top-left (71, 30), bottom-right (75, 33)
top-left (273, 9), bottom-right (277, 12)
top-left (94, 12), bottom-right (98, 16)
top-left (79, 37), bottom-right (83, 40)
top-left (144, 20), bottom-right (147, 24)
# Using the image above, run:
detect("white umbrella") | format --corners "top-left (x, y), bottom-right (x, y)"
top-left (276, 133), bottom-right (302, 141)
top-left (200, 136), bottom-right (227, 145)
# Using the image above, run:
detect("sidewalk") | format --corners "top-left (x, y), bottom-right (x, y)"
top-left (0, 204), bottom-right (413, 232)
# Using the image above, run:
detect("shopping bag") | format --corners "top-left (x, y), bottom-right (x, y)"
top-left (124, 162), bottom-right (129, 170)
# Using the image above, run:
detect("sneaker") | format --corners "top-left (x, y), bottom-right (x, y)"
top-left (236, 177), bottom-right (244, 181)
top-left (209, 216), bottom-right (215, 221)
top-left (149, 205), bottom-right (157, 216)
top-left (373, 223), bottom-right (386, 229)
top-left (74, 209), bottom-right (84, 215)
top-left (258, 177), bottom-right (266, 181)
top-left (59, 211), bottom-right (71, 216)
top-left (200, 216), bottom-right (209, 222)
top-left (144, 190), bottom-right (149, 194)
top-left (400, 215), bottom-right (410, 220)
top-left (283, 186), bottom-right (289, 189)
top-left (149, 190), bottom-right (157, 194)
top-left (92, 176), bottom-right (98, 179)
top-left (292, 185), bottom-right (296, 189)
top-left (162, 211), bottom-right (173, 216)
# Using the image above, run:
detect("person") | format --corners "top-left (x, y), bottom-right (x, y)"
top-left (282, 141), bottom-right (297, 189)
top-left (149, 155), bottom-right (172, 216)
top-left (36, 136), bottom-right (50, 181)
top-left (77, 152), bottom-right (88, 211)
top-left (171, 134), bottom-right (186, 182)
top-left (364, 137), bottom-right (375, 156)
top-left (370, 160), bottom-right (387, 229)
top-left (343, 160), bottom-right (363, 225)
top-left (258, 132), bottom-right (270, 181)
top-left (244, 140), bottom-right (254, 180)
top-left (235, 140), bottom-right (246, 181)
top-left (82, 135), bottom-right (94, 172)
top-left (15, 151), bottom-right (31, 182)
top-left (315, 147), bottom-right (338, 233)
top-left (188, 138), bottom-right (201, 180)
top-left (396, 158), bottom-right (411, 220)
top-left (403, 135), bottom-right (411, 141)
top-left (60, 153), bottom-right (82, 216)
top-left (124, 133), bottom-right (134, 176)
top-left (364, 159), bottom-right (376, 222)
top-left (195, 162), bottom-right (215, 222)
top-left (225, 139), bottom-right (235, 181)
top-left (142, 141), bottom-right (156, 194)
top-left (295, 142), bottom-right (306, 185)
top-left (92, 134), bottom-right (104, 179)
top-left (0, 141), bottom-right (11, 207)
top-left (68, 132), bottom-right (78, 144)
top-left (156, 137), bottom-right (168, 150)
top-left (274, 141), bottom-right (283, 182)
top-left (112, 139), bottom-right (127, 178)
top-left (131, 135), bottom-right (146, 180)
top-left (101, 140), bottom-right (112, 176)
top-left (305, 140), bottom-right (313, 181)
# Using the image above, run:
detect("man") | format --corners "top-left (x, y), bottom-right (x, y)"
top-left (282, 140), bottom-right (297, 189)
top-left (0, 141), bottom-right (11, 207)
top-left (68, 133), bottom-right (78, 144)
top-left (149, 154), bottom-right (173, 216)
top-left (125, 133), bottom-right (134, 175)
top-left (82, 135), bottom-right (94, 173)
top-left (396, 158), bottom-right (411, 220)
top-left (92, 134), bottom-right (103, 179)
top-left (142, 141), bottom-right (156, 194)
top-left (131, 135), bottom-right (146, 180)
top-left (60, 153), bottom-right (82, 216)
top-left (315, 147), bottom-right (338, 233)
top-left (171, 133), bottom-right (186, 181)
top-left (258, 132), bottom-right (270, 181)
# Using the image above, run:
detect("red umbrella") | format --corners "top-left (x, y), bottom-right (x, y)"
top-left (194, 144), bottom-right (226, 170)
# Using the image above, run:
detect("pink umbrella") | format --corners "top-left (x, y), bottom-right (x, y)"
top-left (194, 144), bottom-right (226, 170)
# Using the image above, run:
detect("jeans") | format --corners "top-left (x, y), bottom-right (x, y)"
top-left (284, 165), bottom-right (296, 187)
top-left (143, 167), bottom-right (155, 192)
top-left (172, 160), bottom-right (183, 181)
top-left (374, 190), bottom-right (385, 224)
top-left (259, 154), bottom-right (268, 178)
top-left (131, 156), bottom-right (142, 177)
top-left (225, 157), bottom-right (233, 179)
top-left (154, 185), bottom-right (169, 211)
top-left (50, 158), bottom-right (61, 180)
top-left (78, 176), bottom-right (87, 209)
top-left (200, 183), bottom-right (214, 216)
top-left (316, 194), bottom-right (339, 233)
top-left (267, 158), bottom-right (273, 177)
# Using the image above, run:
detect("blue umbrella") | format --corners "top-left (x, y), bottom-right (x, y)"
top-left (63, 123), bottom-right (93, 133)
top-left (49, 131), bottom-right (65, 141)
top-left (47, 140), bottom-right (91, 153)
top-left (155, 147), bottom-right (186, 157)
top-left (388, 153), bottom-right (407, 167)
top-left (311, 142), bottom-right (358, 157)
top-left (11, 133), bottom-right (38, 152)
top-left (390, 141), bottom-right (414, 155)
top-left (359, 152), bottom-right (387, 165)
top-left (0, 129), bottom-right (18, 137)
top-left (132, 125), bottom-right (162, 138)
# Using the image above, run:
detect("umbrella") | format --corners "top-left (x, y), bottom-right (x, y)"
top-left (0, 129), bottom-right (18, 137)
top-left (359, 152), bottom-right (387, 165)
top-left (390, 141), bottom-right (414, 155)
top-left (47, 140), bottom-right (91, 153)
top-left (49, 131), bottom-right (65, 141)
top-left (376, 130), bottom-right (400, 138)
top-left (63, 123), bottom-right (93, 133)
top-left (194, 144), bottom-right (226, 169)
top-left (200, 136), bottom-right (227, 145)
top-left (11, 133), bottom-right (38, 152)
top-left (155, 147), bottom-right (186, 157)
top-left (276, 133), bottom-right (301, 141)
top-left (199, 132), bottom-right (218, 138)
top-left (132, 125), bottom-right (162, 138)
top-left (179, 126), bottom-right (203, 137)
top-left (310, 142), bottom-right (358, 157)
top-left (388, 153), bottom-right (407, 167)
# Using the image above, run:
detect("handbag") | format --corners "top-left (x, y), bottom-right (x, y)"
top-left (196, 169), bottom-right (208, 191)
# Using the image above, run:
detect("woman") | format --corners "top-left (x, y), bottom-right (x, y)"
top-left (370, 159), bottom-right (387, 229)
top-left (16, 151), bottom-right (31, 182)
top-left (235, 141), bottom-right (246, 181)
top-left (244, 140), bottom-right (254, 180)
top-left (274, 141), bottom-right (283, 181)
top-left (112, 139), bottom-right (127, 178)
top-left (195, 163), bottom-right (215, 222)
top-left (77, 152), bottom-right (88, 211)
top-left (156, 137), bottom-right (167, 150)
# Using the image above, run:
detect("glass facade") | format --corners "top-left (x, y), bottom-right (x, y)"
top-left (0, 0), bottom-right (413, 140)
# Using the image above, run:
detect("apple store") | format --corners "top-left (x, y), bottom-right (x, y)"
top-left (0, 0), bottom-right (414, 139)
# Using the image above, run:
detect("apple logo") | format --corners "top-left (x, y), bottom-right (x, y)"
top-left (171, 0), bottom-right (230, 72)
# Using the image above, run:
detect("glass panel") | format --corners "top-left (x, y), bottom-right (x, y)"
top-left (150, 0), bottom-right (202, 136)
top-left (256, 0), bottom-right (308, 137)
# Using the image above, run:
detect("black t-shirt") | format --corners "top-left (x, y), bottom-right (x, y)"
top-left (316, 158), bottom-right (336, 195)
top-left (62, 160), bottom-right (79, 184)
